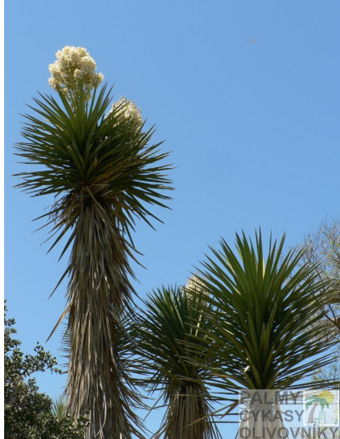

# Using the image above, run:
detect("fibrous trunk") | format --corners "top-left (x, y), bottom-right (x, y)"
top-left (65, 200), bottom-right (140, 439)
top-left (160, 384), bottom-right (220, 439)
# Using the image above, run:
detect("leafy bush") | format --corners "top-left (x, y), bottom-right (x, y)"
top-left (4, 304), bottom-right (89, 439)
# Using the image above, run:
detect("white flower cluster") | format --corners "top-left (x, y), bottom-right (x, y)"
top-left (108, 97), bottom-right (143, 129)
top-left (185, 274), bottom-right (208, 300)
top-left (48, 46), bottom-right (104, 101)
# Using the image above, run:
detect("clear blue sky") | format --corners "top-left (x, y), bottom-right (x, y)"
top-left (5, 0), bottom-right (340, 437)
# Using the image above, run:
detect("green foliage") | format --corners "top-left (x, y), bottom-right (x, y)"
top-left (15, 85), bottom-right (172, 255)
top-left (4, 305), bottom-right (89, 439)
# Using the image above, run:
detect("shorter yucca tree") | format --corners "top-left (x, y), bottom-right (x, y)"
top-left (15, 46), bottom-right (172, 438)
top-left (51, 396), bottom-right (68, 420)
top-left (135, 280), bottom-right (222, 439)
top-left (190, 231), bottom-right (339, 438)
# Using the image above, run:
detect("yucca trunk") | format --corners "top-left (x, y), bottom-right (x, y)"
top-left (65, 199), bottom-right (139, 439)
top-left (162, 384), bottom-right (215, 439)
top-left (239, 395), bottom-right (285, 439)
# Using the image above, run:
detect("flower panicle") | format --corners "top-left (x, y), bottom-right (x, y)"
top-left (184, 274), bottom-right (209, 302)
top-left (48, 46), bottom-right (104, 102)
top-left (107, 97), bottom-right (143, 130)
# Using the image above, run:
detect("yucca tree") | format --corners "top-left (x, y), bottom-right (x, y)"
top-left (15, 47), bottom-right (172, 438)
top-left (189, 231), bottom-right (340, 437)
top-left (135, 283), bottom-right (222, 439)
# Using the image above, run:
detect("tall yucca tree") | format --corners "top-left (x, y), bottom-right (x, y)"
top-left (135, 284), bottom-right (222, 439)
top-left (189, 231), bottom-right (340, 437)
top-left (15, 79), bottom-right (172, 438)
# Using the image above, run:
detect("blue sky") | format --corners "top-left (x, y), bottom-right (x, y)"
top-left (5, 0), bottom-right (340, 437)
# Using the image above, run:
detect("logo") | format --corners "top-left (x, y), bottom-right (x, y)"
top-left (304, 390), bottom-right (339, 427)
top-left (238, 389), bottom-right (340, 438)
